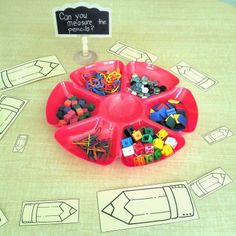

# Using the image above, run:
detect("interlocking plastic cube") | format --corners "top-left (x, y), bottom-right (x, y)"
top-left (133, 155), bottom-right (145, 166)
top-left (165, 137), bottom-right (177, 149)
top-left (153, 138), bottom-right (164, 150)
top-left (156, 129), bottom-right (168, 140)
top-left (133, 142), bottom-right (144, 155)
top-left (132, 130), bottom-right (143, 141)
top-left (121, 137), bottom-right (133, 148)
top-left (122, 145), bottom-right (135, 157)
top-left (144, 143), bottom-right (154, 154)
top-left (162, 144), bottom-right (174, 156)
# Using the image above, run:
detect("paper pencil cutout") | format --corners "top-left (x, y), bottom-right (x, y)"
top-left (190, 168), bottom-right (232, 199)
top-left (0, 56), bottom-right (66, 92)
top-left (97, 182), bottom-right (198, 232)
top-left (170, 61), bottom-right (217, 90)
top-left (0, 95), bottom-right (28, 140)
top-left (20, 199), bottom-right (79, 225)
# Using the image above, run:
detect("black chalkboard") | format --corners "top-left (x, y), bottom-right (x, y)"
top-left (54, 5), bottom-right (110, 36)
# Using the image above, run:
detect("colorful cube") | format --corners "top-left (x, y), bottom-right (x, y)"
top-left (143, 127), bottom-right (154, 136)
top-left (165, 137), bottom-right (178, 149)
top-left (142, 134), bottom-right (153, 143)
top-left (154, 149), bottom-right (162, 160)
top-left (122, 146), bottom-right (135, 157)
top-left (133, 155), bottom-right (146, 166)
top-left (133, 142), bottom-right (145, 155)
top-left (144, 143), bottom-right (154, 154)
top-left (121, 137), bottom-right (133, 148)
top-left (156, 129), bottom-right (168, 140)
top-left (144, 154), bottom-right (154, 163)
top-left (153, 138), bottom-right (164, 150)
top-left (162, 144), bottom-right (174, 156)
top-left (132, 130), bottom-right (143, 141)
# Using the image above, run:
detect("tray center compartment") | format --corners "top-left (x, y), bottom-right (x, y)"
top-left (100, 93), bottom-right (144, 123)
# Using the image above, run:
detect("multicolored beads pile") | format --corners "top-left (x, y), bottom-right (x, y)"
top-left (56, 95), bottom-right (95, 127)
top-left (129, 74), bottom-right (166, 98)
top-left (121, 126), bottom-right (178, 166)
top-left (82, 68), bottom-right (121, 96)
top-left (73, 134), bottom-right (111, 161)
top-left (150, 99), bottom-right (187, 131)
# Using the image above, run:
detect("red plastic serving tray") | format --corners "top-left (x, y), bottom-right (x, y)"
top-left (46, 60), bottom-right (198, 167)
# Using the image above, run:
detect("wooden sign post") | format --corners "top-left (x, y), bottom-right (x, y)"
top-left (53, 3), bottom-right (111, 64)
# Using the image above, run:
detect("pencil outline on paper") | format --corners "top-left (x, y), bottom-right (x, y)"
top-left (189, 167), bottom-right (232, 199)
top-left (170, 61), bottom-right (217, 91)
top-left (12, 134), bottom-right (29, 153)
top-left (19, 199), bottom-right (79, 226)
top-left (0, 95), bottom-right (28, 140)
top-left (0, 208), bottom-right (8, 228)
top-left (108, 41), bottom-right (157, 63)
top-left (202, 126), bottom-right (233, 145)
top-left (98, 182), bottom-right (198, 232)
top-left (0, 56), bottom-right (66, 92)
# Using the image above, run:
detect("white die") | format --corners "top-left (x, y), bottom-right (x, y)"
top-left (165, 137), bottom-right (178, 149)
top-left (122, 145), bottom-right (135, 157)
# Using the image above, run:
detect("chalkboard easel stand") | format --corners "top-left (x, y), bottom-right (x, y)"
top-left (74, 36), bottom-right (97, 65)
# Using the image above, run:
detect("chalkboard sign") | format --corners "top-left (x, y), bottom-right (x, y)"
top-left (53, 3), bottom-right (111, 36)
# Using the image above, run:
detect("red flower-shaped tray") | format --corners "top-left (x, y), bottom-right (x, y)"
top-left (46, 60), bottom-right (198, 167)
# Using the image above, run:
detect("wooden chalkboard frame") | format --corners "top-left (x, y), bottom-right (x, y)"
top-left (53, 2), bottom-right (112, 37)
